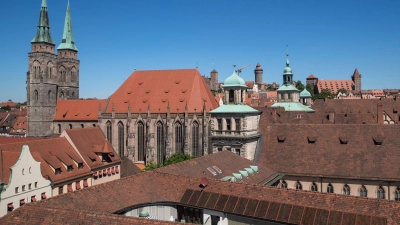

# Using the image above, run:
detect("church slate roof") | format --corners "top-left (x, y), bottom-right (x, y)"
top-left (258, 123), bottom-right (400, 181)
top-left (104, 69), bottom-right (218, 113)
top-left (5, 171), bottom-right (398, 224)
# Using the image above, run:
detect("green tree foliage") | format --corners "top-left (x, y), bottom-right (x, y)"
top-left (313, 88), bottom-right (336, 100)
top-left (143, 153), bottom-right (196, 171)
top-left (266, 85), bottom-right (275, 91)
top-left (0, 105), bottom-right (11, 111)
top-left (295, 80), bottom-right (305, 91)
top-left (336, 88), bottom-right (347, 95)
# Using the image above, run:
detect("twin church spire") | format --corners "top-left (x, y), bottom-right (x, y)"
top-left (32, 0), bottom-right (77, 51)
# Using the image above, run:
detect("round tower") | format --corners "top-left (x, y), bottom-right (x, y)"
top-left (254, 62), bottom-right (263, 84)
top-left (210, 69), bottom-right (218, 90)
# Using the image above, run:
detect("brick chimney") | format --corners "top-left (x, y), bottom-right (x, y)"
top-left (377, 102), bottom-right (383, 124)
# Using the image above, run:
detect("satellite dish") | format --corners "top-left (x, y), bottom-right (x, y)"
top-left (200, 177), bottom-right (208, 188)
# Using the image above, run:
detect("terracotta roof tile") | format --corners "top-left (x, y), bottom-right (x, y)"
top-left (4, 171), bottom-right (396, 224)
top-left (258, 123), bottom-right (400, 180)
top-left (154, 150), bottom-right (279, 185)
top-left (62, 127), bottom-right (121, 170)
top-left (316, 80), bottom-right (354, 94)
top-left (54, 99), bottom-right (107, 121)
top-left (307, 74), bottom-right (317, 79)
top-left (0, 138), bottom-right (92, 184)
top-left (105, 69), bottom-right (218, 113)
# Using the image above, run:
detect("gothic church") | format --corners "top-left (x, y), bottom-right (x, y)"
top-left (27, 0), bottom-right (79, 137)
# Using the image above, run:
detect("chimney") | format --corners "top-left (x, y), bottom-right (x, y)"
top-left (377, 102), bottom-right (383, 124)
top-left (329, 110), bottom-right (335, 123)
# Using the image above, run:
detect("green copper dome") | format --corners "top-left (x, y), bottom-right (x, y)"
top-left (223, 70), bottom-right (246, 87)
top-left (283, 58), bottom-right (292, 75)
top-left (300, 88), bottom-right (311, 97)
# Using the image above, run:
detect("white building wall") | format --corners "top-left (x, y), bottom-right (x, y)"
top-left (0, 145), bottom-right (52, 216)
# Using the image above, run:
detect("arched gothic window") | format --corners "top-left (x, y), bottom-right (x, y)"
top-left (295, 181), bottom-right (302, 190)
top-left (395, 187), bottom-right (400, 201)
top-left (34, 90), bottom-right (38, 101)
top-left (117, 122), bottom-right (124, 157)
top-left (327, 183), bottom-right (334, 193)
top-left (47, 61), bottom-right (53, 79)
top-left (59, 66), bottom-right (66, 82)
top-left (343, 184), bottom-right (350, 195)
top-left (377, 186), bottom-right (385, 199)
top-left (71, 67), bottom-right (77, 82)
top-left (69, 124), bottom-right (72, 129)
top-left (311, 182), bottom-right (318, 192)
top-left (156, 122), bottom-right (164, 164)
top-left (137, 122), bottom-right (145, 162)
top-left (175, 122), bottom-right (184, 153)
top-left (359, 185), bottom-right (367, 197)
top-left (229, 90), bottom-right (234, 103)
top-left (106, 121), bottom-right (112, 144)
top-left (32, 61), bottom-right (40, 79)
top-left (192, 121), bottom-right (200, 157)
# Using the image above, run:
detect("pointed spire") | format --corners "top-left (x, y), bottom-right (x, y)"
top-left (57, 0), bottom-right (78, 51)
top-left (31, 0), bottom-right (55, 44)
top-left (286, 45), bottom-right (290, 67)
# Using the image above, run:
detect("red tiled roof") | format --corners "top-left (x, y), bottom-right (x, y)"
top-left (105, 69), bottom-right (218, 113)
top-left (62, 127), bottom-right (120, 169)
top-left (0, 136), bottom-right (42, 144)
top-left (307, 74), bottom-right (317, 79)
top-left (54, 99), bottom-right (107, 121)
top-left (0, 151), bottom-right (21, 184)
top-left (22, 172), bottom-right (400, 224)
top-left (0, 205), bottom-right (178, 225)
top-left (155, 150), bottom-right (279, 185)
top-left (245, 81), bottom-right (254, 88)
top-left (258, 124), bottom-right (400, 180)
top-left (266, 91), bottom-right (277, 99)
top-left (316, 80), bottom-right (354, 94)
top-left (0, 138), bottom-right (92, 184)
top-left (0, 102), bottom-right (18, 108)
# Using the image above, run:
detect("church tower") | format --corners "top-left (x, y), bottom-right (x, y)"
top-left (254, 62), bottom-right (263, 85)
top-left (57, 1), bottom-right (80, 100)
top-left (210, 69), bottom-right (218, 90)
top-left (351, 68), bottom-right (362, 92)
top-left (27, 0), bottom-right (58, 137)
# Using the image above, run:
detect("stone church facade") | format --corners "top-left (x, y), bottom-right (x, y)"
top-left (27, 0), bottom-right (79, 137)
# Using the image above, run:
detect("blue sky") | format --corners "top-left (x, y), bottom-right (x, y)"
top-left (1, 0), bottom-right (399, 103)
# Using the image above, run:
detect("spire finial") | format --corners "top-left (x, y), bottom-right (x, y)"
top-left (213, 62), bottom-right (215, 70)
top-left (41, 0), bottom-right (48, 8)
top-left (286, 45), bottom-right (290, 67)
top-left (57, 1), bottom-right (78, 51)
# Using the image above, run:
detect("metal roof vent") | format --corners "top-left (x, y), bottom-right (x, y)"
top-left (239, 170), bottom-right (248, 178)
top-left (250, 165), bottom-right (258, 173)
top-left (232, 173), bottom-right (242, 181)
top-left (245, 168), bottom-right (254, 175)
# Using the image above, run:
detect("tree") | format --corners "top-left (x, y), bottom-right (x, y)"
top-left (0, 105), bottom-right (11, 111)
top-left (336, 88), bottom-right (347, 95)
top-left (143, 153), bottom-right (196, 171)
top-left (313, 89), bottom-right (335, 100)
top-left (295, 80), bottom-right (305, 91)
top-left (266, 85), bottom-right (275, 91)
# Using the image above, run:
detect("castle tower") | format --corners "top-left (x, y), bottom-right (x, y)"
top-left (27, 0), bottom-right (58, 137)
top-left (254, 62), bottom-right (263, 84)
top-left (57, 1), bottom-right (80, 100)
top-left (351, 68), bottom-right (362, 92)
top-left (210, 69), bottom-right (218, 90)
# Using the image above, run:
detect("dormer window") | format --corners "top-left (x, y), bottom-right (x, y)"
top-left (55, 168), bottom-right (61, 175)
top-left (67, 165), bottom-right (73, 172)
top-left (78, 163), bottom-right (83, 169)
top-left (102, 153), bottom-right (111, 163)
top-left (311, 182), bottom-right (318, 192)
top-left (295, 181), bottom-right (302, 190)
top-left (307, 136), bottom-right (317, 144)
